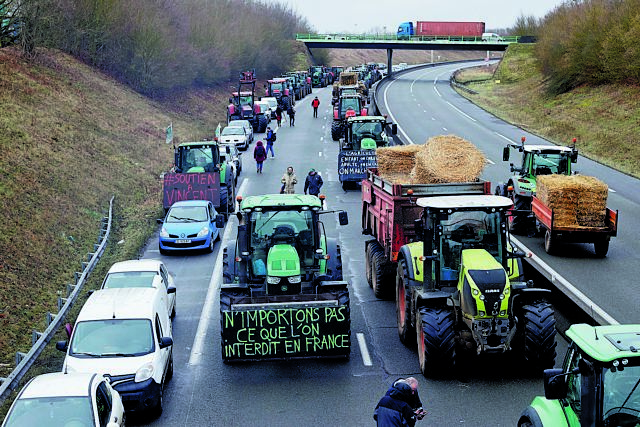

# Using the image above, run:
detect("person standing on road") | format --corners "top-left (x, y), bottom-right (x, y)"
top-left (265, 126), bottom-right (275, 158)
top-left (288, 105), bottom-right (296, 126)
top-left (311, 96), bottom-right (320, 118)
top-left (253, 140), bottom-right (267, 174)
top-left (303, 168), bottom-right (323, 197)
top-left (275, 105), bottom-right (283, 127)
top-left (280, 166), bottom-right (298, 194)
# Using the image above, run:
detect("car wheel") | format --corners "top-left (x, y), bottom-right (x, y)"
top-left (207, 236), bottom-right (215, 253)
top-left (151, 382), bottom-right (163, 418)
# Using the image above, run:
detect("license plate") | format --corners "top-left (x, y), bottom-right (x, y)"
top-left (175, 239), bottom-right (191, 244)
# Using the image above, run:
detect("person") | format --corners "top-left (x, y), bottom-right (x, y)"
top-left (303, 168), bottom-right (323, 197)
top-left (288, 105), bottom-right (296, 126)
top-left (253, 140), bottom-right (267, 174)
top-left (311, 96), bottom-right (320, 118)
top-left (265, 126), bottom-right (275, 158)
top-left (384, 378), bottom-right (426, 419)
top-left (373, 381), bottom-right (419, 427)
top-left (280, 166), bottom-right (298, 194)
top-left (275, 105), bottom-right (283, 127)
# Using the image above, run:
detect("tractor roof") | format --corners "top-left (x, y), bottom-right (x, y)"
top-left (347, 116), bottom-right (386, 124)
top-left (240, 194), bottom-right (323, 210)
top-left (269, 78), bottom-right (287, 83)
top-left (232, 91), bottom-right (253, 96)
top-left (567, 323), bottom-right (640, 362)
top-left (178, 141), bottom-right (218, 148)
top-left (521, 145), bottom-right (574, 153)
top-left (417, 195), bottom-right (513, 210)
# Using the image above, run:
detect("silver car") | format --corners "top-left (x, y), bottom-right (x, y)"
top-left (220, 125), bottom-right (249, 150)
top-left (228, 119), bottom-right (254, 144)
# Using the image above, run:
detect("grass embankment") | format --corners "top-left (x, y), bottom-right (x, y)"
top-left (0, 47), bottom-right (230, 407)
top-left (453, 44), bottom-right (640, 178)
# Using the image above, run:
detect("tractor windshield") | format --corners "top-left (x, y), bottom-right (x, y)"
top-left (340, 98), bottom-right (360, 116)
top-left (352, 121), bottom-right (384, 149)
top-left (270, 83), bottom-right (284, 92)
top-left (437, 210), bottom-right (503, 283)
top-left (602, 362), bottom-right (640, 424)
top-left (248, 209), bottom-right (316, 277)
top-left (239, 95), bottom-right (252, 106)
top-left (527, 152), bottom-right (570, 176)
top-left (178, 145), bottom-right (220, 173)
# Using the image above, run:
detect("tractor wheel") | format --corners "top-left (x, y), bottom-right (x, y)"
top-left (396, 259), bottom-right (415, 346)
top-left (544, 229), bottom-right (555, 255)
top-left (509, 192), bottom-right (531, 235)
top-left (417, 307), bottom-right (456, 377)
top-left (594, 239), bottom-right (609, 258)
top-left (331, 121), bottom-right (342, 141)
top-left (258, 115), bottom-right (268, 133)
top-left (519, 301), bottom-right (557, 370)
top-left (365, 242), bottom-right (373, 288)
top-left (370, 241), bottom-right (389, 299)
top-left (220, 289), bottom-right (248, 313)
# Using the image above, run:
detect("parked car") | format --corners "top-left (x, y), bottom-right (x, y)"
top-left (157, 200), bottom-right (224, 254)
top-left (1, 372), bottom-right (125, 427)
top-left (482, 32), bottom-right (504, 42)
top-left (220, 143), bottom-right (242, 185)
top-left (101, 259), bottom-right (177, 319)
top-left (261, 97), bottom-right (278, 119)
top-left (57, 288), bottom-right (173, 416)
top-left (219, 125), bottom-right (249, 150)
top-left (255, 100), bottom-right (272, 123)
top-left (228, 119), bottom-right (254, 144)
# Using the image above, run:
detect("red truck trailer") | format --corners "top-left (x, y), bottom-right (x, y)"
top-left (361, 169), bottom-right (491, 298)
top-left (416, 21), bottom-right (485, 37)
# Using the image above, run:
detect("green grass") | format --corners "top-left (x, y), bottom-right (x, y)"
top-left (454, 45), bottom-right (640, 178)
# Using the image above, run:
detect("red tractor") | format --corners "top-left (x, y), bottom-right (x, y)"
top-left (265, 77), bottom-right (294, 111)
top-left (227, 70), bottom-right (268, 132)
top-left (331, 94), bottom-right (368, 141)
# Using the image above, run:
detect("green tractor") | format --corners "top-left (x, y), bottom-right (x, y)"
top-left (220, 194), bottom-right (351, 361)
top-left (497, 137), bottom-right (578, 234)
top-left (396, 195), bottom-right (557, 376)
top-left (519, 323), bottom-right (640, 427)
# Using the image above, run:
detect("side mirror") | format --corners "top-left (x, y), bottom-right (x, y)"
top-left (159, 336), bottom-right (173, 349)
top-left (226, 146), bottom-right (231, 154)
top-left (215, 214), bottom-right (225, 228)
top-left (391, 124), bottom-right (398, 135)
top-left (56, 341), bottom-right (68, 352)
top-left (502, 146), bottom-right (510, 162)
top-left (156, 218), bottom-right (164, 224)
top-left (167, 286), bottom-right (176, 294)
top-left (338, 211), bottom-right (349, 226)
top-left (543, 368), bottom-right (568, 400)
top-left (414, 218), bottom-right (423, 238)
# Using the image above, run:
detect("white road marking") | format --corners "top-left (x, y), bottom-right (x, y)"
top-left (320, 136), bottom-right (324, 141)
top-left (442, 127), bottom-right (448, 131)
top-left (357, 333), bottom-right (372, 366)
top-left (486, 159), bottom-right (495, 165)
top-left (318, 151), bottom-right (322, 157)
top-left (494, 132), bottom-right (513, 143)
top-left (446, 101), bottom-right (476, 122)
top-left (147, 249), bottom-right (159, 253)
top-left (609, 188), bottom-right (616, 193)
top-left (383, 80), bottom-right (415, 144)
top-left (433, 86), bottom-right (441, 97)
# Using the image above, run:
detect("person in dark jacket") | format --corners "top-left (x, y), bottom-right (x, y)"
top-left (253, 141), bottom-right (267, 173)
top-left (303, 169), bottom-right (323, 196)
top-left (374, 381), bottom-right (417, 427)
top-left (384, 378), bottom-right (425, 418)
top-left (265, 127), bottom-right (275, 158)
top-left (288, 105), bottom-right (296, 126)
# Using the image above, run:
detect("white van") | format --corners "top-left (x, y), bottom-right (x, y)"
top-left (57, 288), bottom-right (173, 417)
top-left (482, 32), bottom-right (504, 42)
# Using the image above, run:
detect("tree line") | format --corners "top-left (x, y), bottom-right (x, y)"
top-left (7, 0), bottom-right (326, 96)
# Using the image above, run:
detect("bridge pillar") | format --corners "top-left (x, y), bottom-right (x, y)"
top-left (387, 48), bottom-right (393, 77)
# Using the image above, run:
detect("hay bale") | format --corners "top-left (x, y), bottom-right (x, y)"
top-left (376, 145), bottom-right (421, 179)
top-left (537, 175), bottom-right (608, 227)
top-left (410, 135), bottom-right (485, 183)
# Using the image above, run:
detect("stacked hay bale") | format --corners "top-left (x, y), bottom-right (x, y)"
top-left (537, 175), bottom-right (608, 228)
top-left (376, 135), bottom-right (485, 184)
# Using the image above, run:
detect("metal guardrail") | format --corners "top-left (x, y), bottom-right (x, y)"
top-left (296, 33), bottom-right (519, 44)
top-left (0, 196), bottom-right (114, 404)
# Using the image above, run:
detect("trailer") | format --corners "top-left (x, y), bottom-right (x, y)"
top-left (397, 21), bottom-right (485, 39)
top-left (531, 196), bottom-right (618, 257)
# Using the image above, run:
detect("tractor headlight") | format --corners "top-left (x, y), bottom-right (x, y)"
top-left (499, 294), bottom-right (505, 300)
top-left (479, 294), bottom-right (485, 301)
top-left (473, 289), bottom-right (479, 296)
top-left (479, 311), bottom-right (486, 317)
top-left (197, 226), bottom-right (209, 237)
top-left (267, 276), bottom-right (281, 284)
top-left (288, 275), bottom-right (301, 284)
top-left (160, 227), bottom-right (169, 238)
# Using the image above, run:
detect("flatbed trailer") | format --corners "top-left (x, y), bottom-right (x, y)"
top-left (361, 168), bottom-right (490, 298)
top-left (531, 196), bottom-right (618, 257)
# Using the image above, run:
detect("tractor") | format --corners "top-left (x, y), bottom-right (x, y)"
top-left (519, 323), bottom-right (640, 427)
top-left (396, 195), bottom-right (557, 376)
top-left (220, 194), bottom-right (351, 362)
top-left (282, 72), bottom-right (307, 100)
top-left (227, 70), bottom-right (267, 132)
top-left (310, 66), bottom-right (329, 88)
top-left (265, 77), bottom-right (294, 111)
top-left (496, 137), bottom-right (578, 234)
top-left (331, 93), bottom-right (368, 141)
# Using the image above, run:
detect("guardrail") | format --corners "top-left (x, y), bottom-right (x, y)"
top-left (296, 33), bottom-right (520, 44)
top-left (0, 196), bottom-right (114, 404)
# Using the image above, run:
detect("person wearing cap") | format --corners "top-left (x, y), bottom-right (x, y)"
top-left (303, 168), bottom-right (323, 197)
top-left (374, 380), bottom-right (419, 427)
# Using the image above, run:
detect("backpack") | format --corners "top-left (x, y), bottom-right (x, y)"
top-left (272, 132), bottom-right (277, 142)
top-left (256, 145), bottom-right (266, 157)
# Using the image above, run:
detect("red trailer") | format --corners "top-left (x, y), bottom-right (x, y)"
top-left (416, 21), bottom-right (485, 37)
top-left (361, 169), bottom-right (490, 298)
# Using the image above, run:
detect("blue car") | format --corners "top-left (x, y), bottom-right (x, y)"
top-left (157, 200), bottom-right (224, 254)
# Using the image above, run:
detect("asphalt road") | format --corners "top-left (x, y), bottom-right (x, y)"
top-left (128, 79), bottom-right (574, 427)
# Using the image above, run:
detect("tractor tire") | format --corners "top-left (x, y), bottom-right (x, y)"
top-left (365, 242), bottom-right (373, 288)
top-left (519, 301), bottom-right (557, 370)
top-left (257, 115), bottom-right (268, 133)
top-left (509, 193), bottom-right (532, 235)
top-left (396, 259), bottom-right (415, 346)
top-left (370, 243), bottom-right (389, 300)
top-left (543, 229), bottom-right (555, 255)
top-left (219, 289), bottom-right (248, 313)
top-left (417, 307), bottom-right (456, 377)
top-left (331, 121), bottom-right (342, 141)
top-left (594, 239), bottom-right (609, 258)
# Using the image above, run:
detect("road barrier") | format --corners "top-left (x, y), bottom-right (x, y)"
top-left (0, 196), bottom-right (114, 405)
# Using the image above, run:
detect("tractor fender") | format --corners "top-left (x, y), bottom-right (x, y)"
top-left (284, 88), bottom-right (289, 96)
top-left (511, 288), bottom-right (552, 312)
top-left (228, 104), bottom-right (236, 115)
top-left (253, 104), bottom-right (260, 114)
top-left (333, 109), bottom-right (339, 120)
top-left (518, 397), bottom-right (569, 427)
top-left (222, 244), bottom-right (237, 283)
top-left (360, 108), bottom-right (368, 116)
top-left (416, 290), bottom-right (452, 310)
top-left (398, 243), bottom-right (424, 282)
top-left (324, 237), bottom-right (343, 281)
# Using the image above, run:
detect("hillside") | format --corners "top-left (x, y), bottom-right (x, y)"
top-left (454, 44), bottom-right (640, 178)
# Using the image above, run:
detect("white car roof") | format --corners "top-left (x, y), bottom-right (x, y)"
top-left (170, 200), bottom-right (211, 207)
top-left (229, 120), bottom-right (250, 126)
top-left (417, 195), bottom-right (513, 209)
top-left (77, 288), bottom-right (160, 322)
top-left (20, 372), bottom-right (98, 398)
top-left (107, 259), bottom-right (162, 274)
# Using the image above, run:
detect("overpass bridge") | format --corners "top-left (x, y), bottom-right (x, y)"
top-left (296, 33), bottom-right (523, 75)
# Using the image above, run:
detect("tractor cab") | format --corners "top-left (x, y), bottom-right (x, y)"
top-left (228, 70), bottom-right (259, 124)
top-left (334, 94), bottom-right (366, 121)
top-left (342, 116), bottom-right (395, 151)
top-left (265, 78), bottom-right (289, 104)
top-left (174, 142), bottom-right (222, 174)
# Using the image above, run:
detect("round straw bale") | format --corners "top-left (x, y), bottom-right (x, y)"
top-left (410, 135), bottom-right (485, 184)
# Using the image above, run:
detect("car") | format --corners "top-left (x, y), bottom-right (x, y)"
top-left (255, 100), bottom-right (272, 123)
top-left (228, 119), bottom-right (253, 144)
top-left (101, 259), bottom-right (177, 319)
top-left (219, 125), bottom-right (249, 150)
top-left (261, 97), bottom-right (278, 119)
top-left (482, 32), bottom-right (504, 42)
top-left (57, 288), bottom-right (173, 416)
top-left (220, 143), bottom-right (242, 184)
top-left (157, 200), bottom-right (224, 254)
top-left (1, 372), bottom-right (125, 427)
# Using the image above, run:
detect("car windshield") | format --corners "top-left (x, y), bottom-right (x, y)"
top-left (222, 127), bottom-right (244, 136)
top-left (167, 206), bottom-right (208, 223)
top-left (4, 396), bottom-right (93, 427)
top-left (103, 271), bottom-right (157, 289)
top-left (178, 145), bottom-right (218, 172)
top-left (438, 211), bottom-right (503, 283)
top-left (70, 319), bottom-right (154, 357)
top-left (530, 152), bottom-right (569, 175)
top-left (603, 363), bottom-right (640, 423)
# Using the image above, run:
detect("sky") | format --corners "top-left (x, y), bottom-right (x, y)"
top-left (269, 0), bottom-right (567, 33)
